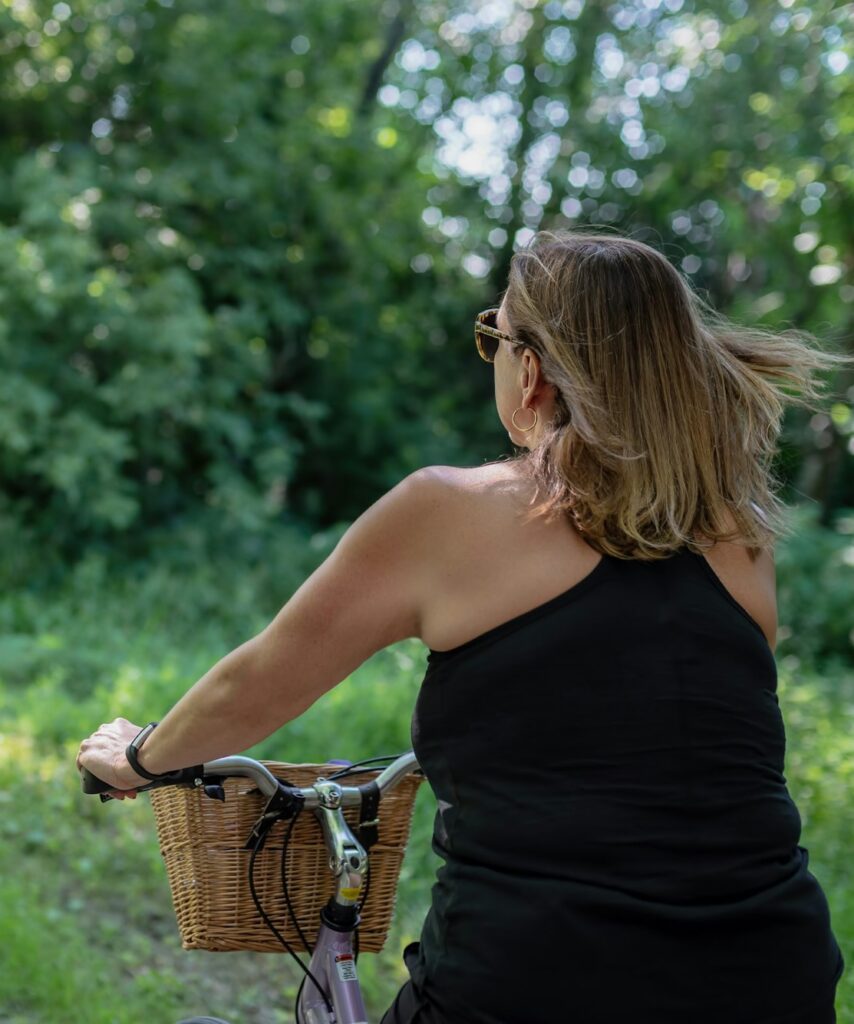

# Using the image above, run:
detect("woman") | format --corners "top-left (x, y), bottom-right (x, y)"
top-left (77, 229), bottom-right (849, 1023)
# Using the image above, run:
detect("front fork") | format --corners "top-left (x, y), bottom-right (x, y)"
top-left (297, 779), bottom-right (371, 1024)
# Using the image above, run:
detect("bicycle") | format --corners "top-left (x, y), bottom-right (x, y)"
top-left (79, 749), bottom-right (422, 1024)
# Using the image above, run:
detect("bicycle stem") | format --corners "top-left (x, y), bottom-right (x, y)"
top-left (314, 779), bottom-right (368, 906)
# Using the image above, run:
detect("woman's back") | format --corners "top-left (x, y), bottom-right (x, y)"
top-left (418, 462), bottom-right (777, 656)
top-left (398, 465), bottom-right (844, 1024)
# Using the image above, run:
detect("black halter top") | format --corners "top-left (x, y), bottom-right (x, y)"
top-left (402, 546), bottom-right (845, 1024)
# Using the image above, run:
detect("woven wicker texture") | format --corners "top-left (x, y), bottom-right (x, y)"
top-left (148, 761), bottom-right (423, 954)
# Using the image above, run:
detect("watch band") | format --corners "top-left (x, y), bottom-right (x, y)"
top-left (125, 721), bottom-right (166, 781)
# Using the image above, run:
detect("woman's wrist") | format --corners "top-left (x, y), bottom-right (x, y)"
top-left (113, 750), bottom-right (153, 790)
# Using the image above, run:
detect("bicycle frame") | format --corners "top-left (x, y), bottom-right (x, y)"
top-left (81, 750), bottom-right (421, 1024)
top-left (298, 917), bottom-right (369, 1024)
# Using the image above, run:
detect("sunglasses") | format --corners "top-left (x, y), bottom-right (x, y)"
top-left (474, 307), bottom-right (519, 363)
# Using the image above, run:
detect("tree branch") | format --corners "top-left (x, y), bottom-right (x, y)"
top-left (357, 0), bottom-right (412, 120)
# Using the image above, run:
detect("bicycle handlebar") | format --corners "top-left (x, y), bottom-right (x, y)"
top-left (79, 750), bottom-right (421, 807)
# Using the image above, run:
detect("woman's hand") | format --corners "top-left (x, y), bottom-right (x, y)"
top-left (76, 717), bottom-right (152, 800)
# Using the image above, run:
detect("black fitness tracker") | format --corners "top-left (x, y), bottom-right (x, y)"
top-left (125, 720), bottom-right (207, 786)
top-left (125, 720), bottom-right (167, 781)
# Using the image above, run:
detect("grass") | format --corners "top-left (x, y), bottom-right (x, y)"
top-left (0, 542), bottom-right (851, 1022)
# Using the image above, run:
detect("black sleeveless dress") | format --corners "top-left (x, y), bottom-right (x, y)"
top-left (380, 546), bottom-right (845, 1024)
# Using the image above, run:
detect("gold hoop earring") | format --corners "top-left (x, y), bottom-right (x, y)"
top-left (511, 407), bottom-right (538, 432)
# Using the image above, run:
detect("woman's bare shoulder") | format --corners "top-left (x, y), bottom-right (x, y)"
top-left (422, 461), bottom-right (526, 493)
top-left (412, 462), bottom-right (535, 559)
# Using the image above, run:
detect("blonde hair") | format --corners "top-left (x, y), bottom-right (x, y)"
top-left (492, 227), bottom-right (854, 562)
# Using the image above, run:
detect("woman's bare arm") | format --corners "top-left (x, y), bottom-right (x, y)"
top-left (104, 467), bottom-right (446, 779)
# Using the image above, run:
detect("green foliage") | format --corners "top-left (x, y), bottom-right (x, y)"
top-left (0, 872), bottom-right (189, 1024)
top-left (1, 0), bottom-right (852, 564)
top-left (0, 146), bottom-right (303, 555)
top-left (774, 504), bottom-right (854, 668)
top-left (0, 0), bottom-right (475, 561)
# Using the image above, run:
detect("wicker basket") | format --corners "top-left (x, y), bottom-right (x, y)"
top-left (148, 760), bottom-right (424, 954)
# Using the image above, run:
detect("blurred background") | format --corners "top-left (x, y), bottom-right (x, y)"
top-left (0, 0), bottom-right (852, 1020)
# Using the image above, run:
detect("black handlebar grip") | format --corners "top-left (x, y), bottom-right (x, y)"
top-left (80, 765), bottom-right (115, 795)
top-left (80, 763), bottom-right (206, 801)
